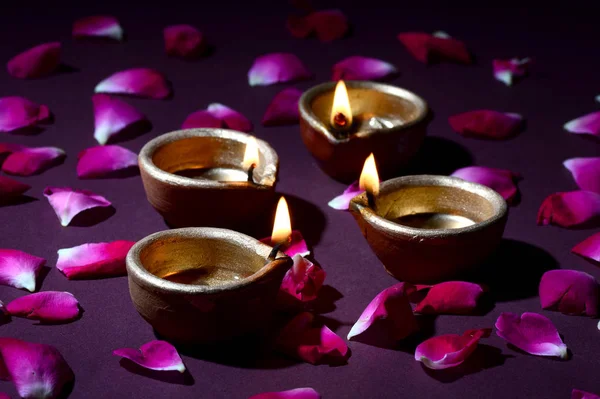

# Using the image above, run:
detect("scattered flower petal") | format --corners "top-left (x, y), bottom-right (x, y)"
top-left (564, 111), bottom-right (600, 138)
top-left (493, 57), bottom-right (531, 86)
top-left (451, 166), bottom-right (521, 204)
top-left (182, 103), bottom-right (252, 132)
top-left (537, 191), bottom-right (600, 228)
top-left (2, 147), bottom-right (65, 176)
top-left (164, 24), bottom-right (207, 59)
top-left (77, 145), bottom-right (138, 179)
top-left (397, 32), bottom-right (471, 64)
top-left (564, 157), bottom-right (600, 194)
top-left (113, 340), bottom-right (186, 372)
top-left (0, 249), bottom-right (45, 292)
top-left (572, 232), bottom-right (600, 265)
top-left (348, 283), bottom-right (417, 344)
top-left (287, 9), bottom-right (348, 42)
top-left (5, 291), bottom-right (80, 323)
top-left (0, 337), bottom-right (74, 399)
top-left (0, 143), bottom-right (26, 155)
top-left (260, 230), bottom-right (309, 257)
top-left (414, 281), bottom-right (485, 315)
top-left (56, 240), bottom-right (135, 279)
top-left (539, 269), bottom-right (599, 317)
top-left (92, 94), bottom-right (150, 145)
top-left (449, 110), bottom-right (524, 140)
top-left (0, 175), bottom-right (31, 201)
top-left (43, 187), bottom-right (112, 227)
top-left (262, 88), bottom-right (302, 127)
top-left (279, 254), bottom-right (326, 303)
top-left (415, 328), bottom-right (491, 370)
top-left (332, 56), bottom-right (397, 81)
top-left (181, 110), bottom-right (222, 129)
top-left (248, 53), bottom-right (312, 86)
top-left (0, 96), bottom-right (51, 133)
top-left (95, 68), bottom-right (171, 99)
top-left (72, 16), bottom-right (124, 41)
top-left (495, 312), bottom-right (568, 358)
top-left (249, 388), bottom-right (321, 399)
top-left (7, 42), bottom-right (61, 79)
top-left (573, 389), bottom-right (600, 399)
top-left (0, 392), bottom-right (9, 399)
top-left (328, 181), bottom-right (363, 210)
top-left (275, 312), bottom-right (348, 365)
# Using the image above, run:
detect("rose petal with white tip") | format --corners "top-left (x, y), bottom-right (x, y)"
top-left (332, 56), bottom-right (397, 81)
top-left (564, 157), bottom-right (600, 194)
top-left (564, 111), bottom-right (600, 139)
top-left (56, 240), bottom-right (135, 279)
top-left (43, 187), bottom-right (112, 227)
top-left (328, 181), bottom-right (363, 211)
top-left (249, 388), bottom-right (321, 399)
top-left (7, 42), bottom-right (61, 79)
top-left (95, 68), bottom-right (171, 99)
top-left (248, 53), bottom-right (312, 86)
top-left (5, 291), bottom-right (80, 323)
top-left (72, 15), bottom-right (124, 41)
top-left (0, 249), bottom-right (45, 292)
top-left (113, 340), bottom-right (186, 373)
top-left (2, 147), bottom-right (65, 176)
top-left (415, 328), bottom-right (491, 370)
top-left (451, 166), bottom-right (521, 204)
top-left (493, 57), bottom-right (531, 86)
top-left (572, 232), bottom-right (600, 265)
top-left (92, 94), bottom-right (150, 144)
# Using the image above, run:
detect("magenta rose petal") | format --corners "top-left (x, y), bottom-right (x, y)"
top-left (275, 312), bottom-right (348, 365)
top-left (262, 88), bottom-right (302, 127)
top-left (537, 191), bottom-right (600, 228)
top-left (449, 110), bottom-right (524, 140)
top-left (249, 388), bottom-right (321, 399)
top-left (564, 111), bottom-right (600, 138)
top-left (0, 143), bottom-right (26, 156)
top-left (415, 328), bottom-right (491, 370)
top-left (181, 109), bottom-right (222, 129)
top-left (414, 281), bottom-right (485, 315)
top-left (279, 254), bottom-right (326, 304)
top-left (493, 58), bottom-right (531, 86)
top-left (207, 103), bottom-right (253, 132)
top-left (0, 392), bottom-right (9, 399)
top-left (328, 181), bottom-right (363, 210)
top-left (0, 249), bottom-right (45, 292)
top-left (7, 42), bottom-right (61, 79)
top-left (248, 53), bottom-right (312, 86)
top-left (260, 230), bottom-right (310, 257)
top-left (539, 269), bottom-right (599, 317)
top-left (572, 232), bottom-right (600, 265)
top-left (72, 16), bottom-right (124, 41)
top-left (397, 32), bottom-right (430, 63)
top-left (495, 312), bottom-right (568, 358)
top-left (56, 240), bottom-right (135, 279)
top-left (43, 187), bottom-right (112, 227)
top-left (308, 9), bottom-right (348, 42)
top-left (287, 15), bottom-right (314, 39)
top-left (332, 56), bottom-right (397, 81)
top-left (573, 389), bottom-right (600, 399)
top-left (397, 32), bottom-right (471, 64)
top-left (2, 147), bottom-right (65, 176)
top-left (92, 94), bottom-right (150, 145)
top-left (164, 24), bottom-right (207, 59)
top-left (564, 158), bottom-right (600, 194)
top-left (0, 96), bottom-right (51, 133)
top-left (95, 68), bottom-right (171, 99)
top-left (0, 337), bottom-right (74, 399)
top-left (5, 291), bottom-right (80, 323)
top-left (113, 340), bottom-right (186, 373)
top-left (77, 145), bottom-right (138, 179)
top-left (0, 175), bottom-right (31, 201)
top-left (451, 166), bottom-right (521, 204)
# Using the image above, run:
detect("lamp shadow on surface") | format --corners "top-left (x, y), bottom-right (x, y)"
top-left (118, 359), bottom-right (195, 385)
top-left (403, 136), bottom-right (473, 176)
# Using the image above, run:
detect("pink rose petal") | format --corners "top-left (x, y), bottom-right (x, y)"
top-left (287, 9), bottom-right (348, 42)
top-left (495, 312), bottom-right (568, 358)
top-left (260, 230), bottom-right (310, 257)
top-left (573, 389), bottom-right (600, 399)
top-left (449, 110), bottom-right (524, 140)
top-left (415, 328), bottom-right (491, 370)
top-left (0, 176), bottom-right (31, 201)
top-left (5, 291), bottom-right (80, 323)
top-left (0, 96), bottom-right (51, 133)
top-left (493, 57), bottom-right (531, 86)
top-left (72, 16), bottom-right (124, 41)
top-left (43, 187), bottom-right (112, 227)
top-left (164, 24), bottom-right (207, 59)
top-left (56, 240), bottom-right (135, 279)
top-left (92, 94), bottom-right (150, 145)
top-left (397, 32), bottom-right (471, 64)
top-left (262, 88), bottom-right (302, 127)
top-left (451, 166), bottom-right (521, 204)
top-left (77, 145), bottom-right (138, 179)
top-left (564, 158), bottom-right (600, 194)
top-left (328, 181), bottom-right (364, 211)
top-left (572, 232), bottom-right (600, 265)
top-left (0, 249), bottom-right (45, 292)
top-left (113, 340), bottom-right (185, 373)
top-left (248, 53), bottom-right (312, 86)
top-left (332, 56), bottom-right (397, 81)
top-left (181, 110), bottom-right (222, 129)
top-left (249, 388), bottom-right (321, 399)
top-left (2, 147), bottom-right (65, 176)
top-left (0, 143), bottom-right (26, 156)
top-left (414, 281), bottom-right (485, 315)
top-left (279, 254), bottom-right (326, 303)
top-left (182, 104), bottom-right (252, 132)
top-left (0, 337), bottom-right (74, 399)
top-left (275, 312), bottom-right (348, 365)
top-left (348, 283), bottom-right (417, 344)
top-left (7, 42), bottom-right (61, 79)
top-left (95, 68), bottom-right (171, 99)
top-left (537, 191), bottom-right (600, 228)
top-left (539, 269), bottom-right (599, 317)
top-left (0, 392), bottom-right (9, 399)
top-left (564, 111), bottom-right (600, 138)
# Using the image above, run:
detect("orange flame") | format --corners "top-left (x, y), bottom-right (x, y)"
top-left (330, 80), bottom-right (352, 128)
top-left (359, 153), bottom-right (380, 196)
top-left (271, 197), bottom-right (292, 245)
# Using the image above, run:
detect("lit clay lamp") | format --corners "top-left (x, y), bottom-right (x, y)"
top-left (299, 80), bottom-right (430, 182)
top-left (126, 198), bottom-right (294, 343)
top-left (349, 154), bottom-right (508, 283)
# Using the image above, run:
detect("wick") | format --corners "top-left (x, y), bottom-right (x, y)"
top-left (247, 163), bottom-right (256, 184)
top-left (267, 243), bottom-right (282, 261)
top-left (333, 112), bottom-right (349, 130)
top-left (366, 191), bottom-right (376, 210)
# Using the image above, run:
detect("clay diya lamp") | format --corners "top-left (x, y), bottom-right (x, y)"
top-left (139, 128), bottom-right (278, 229)
top-left (299, 80), bottom-right (429, 182)
top-left (349, 155), bottom-right (508, 283)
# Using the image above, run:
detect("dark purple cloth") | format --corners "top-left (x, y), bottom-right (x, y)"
top-left (1, 1), bottom-right (599, 398)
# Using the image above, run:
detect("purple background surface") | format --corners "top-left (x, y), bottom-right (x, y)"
top-left (1, 1), bottom-right (600, 398)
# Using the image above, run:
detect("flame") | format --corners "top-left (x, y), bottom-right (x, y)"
top-left (242, 137), bottom-right (259, 170)
top-left (271, 197), bottom-right (292, 245)
top-left (359, 153), bottom-right (380, 196)
top-left (330, 80), bottom-right (352, 127)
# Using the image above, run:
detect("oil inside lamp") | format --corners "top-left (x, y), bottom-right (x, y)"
top-left (268, 196), bottom-right (292, 259)
top-left (242, 137), bottom-right (259, 183)
top-left (359, 153), bottom-right (380, 209)
top-left (330, 80), bottom-right (353, 132)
